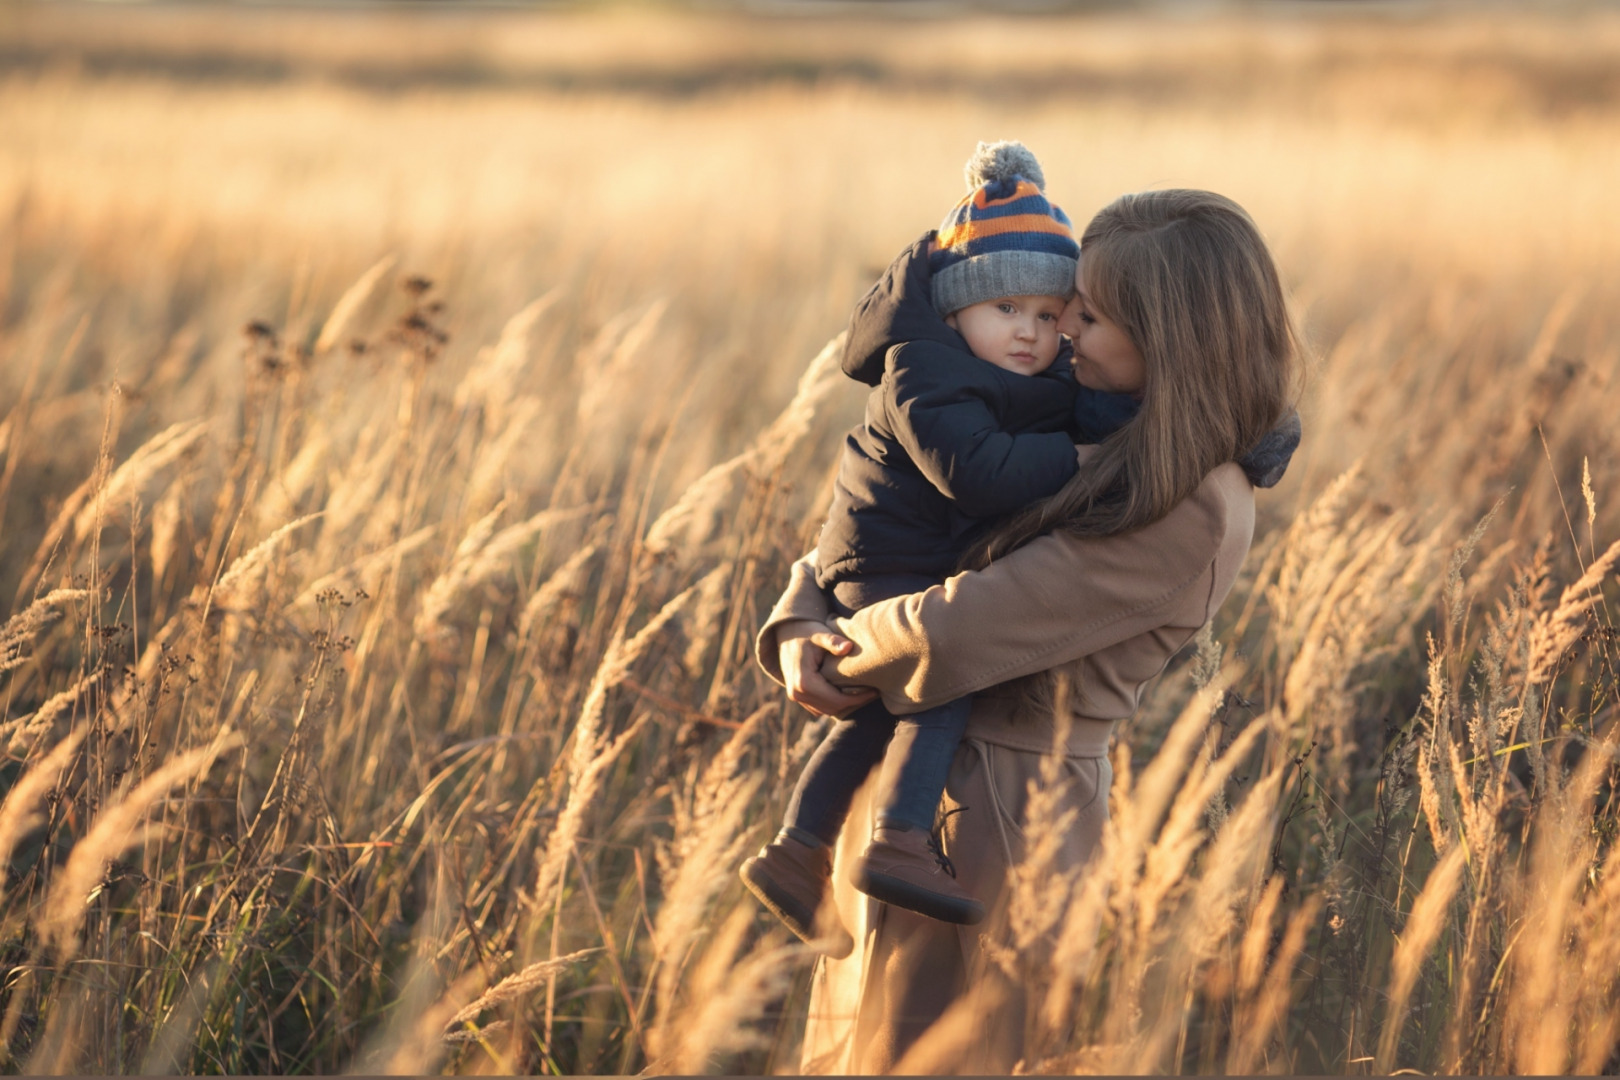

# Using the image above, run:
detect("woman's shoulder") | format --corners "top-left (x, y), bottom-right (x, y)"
top-left (1160, 461), bottom-right (1256, 603)
top-left (1180, 461), bottom-right (1257, 541)
top-left (1001, 461), bottom-right (1254, 621)
top-left (932, 463), bottom-right (1252, 635)
top-left (1074, 462), bottom-right (1253, 574)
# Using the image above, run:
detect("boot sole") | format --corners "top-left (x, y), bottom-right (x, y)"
top-left (740, 859), bottom-right (854, 959)
top-left (854, 868), bottom-right (986, 925)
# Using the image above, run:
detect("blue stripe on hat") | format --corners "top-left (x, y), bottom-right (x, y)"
top-left (961, 193), bottom-right (1065, 223)
top-left (981, 176), bottom-right (1020, 201)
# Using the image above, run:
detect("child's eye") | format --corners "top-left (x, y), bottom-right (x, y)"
top-left (997, 302), bottom-right (1016, 314)
top-left (1039, 312), bottom-right (1057, 322)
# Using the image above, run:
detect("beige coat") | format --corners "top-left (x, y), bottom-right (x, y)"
top-left (754, 461), bottom-right (1257, 1073)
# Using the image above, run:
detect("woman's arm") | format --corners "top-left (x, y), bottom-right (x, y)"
top-left (754, 553), bottom-right (879, 715)
top-left (824, 466), bottom-right (1249, 714)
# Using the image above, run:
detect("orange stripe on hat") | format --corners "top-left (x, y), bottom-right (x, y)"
top-left (971, 179), bottom-right (1046, 209)
top-left (937, 213), bottom-right (1077, 250)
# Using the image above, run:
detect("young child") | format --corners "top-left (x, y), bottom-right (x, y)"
top-left (741, 141), bottom-right (1128, 952)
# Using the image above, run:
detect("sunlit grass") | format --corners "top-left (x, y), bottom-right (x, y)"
top-left (0, 4), bottom-right (1617, 1072)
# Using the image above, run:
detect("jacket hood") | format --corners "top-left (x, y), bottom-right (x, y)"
top-left (841, 232), bottom-right (969, 386)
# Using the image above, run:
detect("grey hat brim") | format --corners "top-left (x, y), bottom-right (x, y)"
top-left (931, 252), bottom-right (1078, 317)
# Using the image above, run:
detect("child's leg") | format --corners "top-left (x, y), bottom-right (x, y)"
top-left (743, 700), bottom-right (896, 958)
top-left (873, 695), bottom-right (974, 832)
top-left (781, 699), bottom-right (897, 846)
top-left (853, 694), bottom-right (983, 925)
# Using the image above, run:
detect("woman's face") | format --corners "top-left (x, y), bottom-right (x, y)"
top-left (1059, 254), bottom-right (1146, 397)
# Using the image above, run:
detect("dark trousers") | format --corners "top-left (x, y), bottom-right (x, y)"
top-left (782, 574), bottom-right (972, 844)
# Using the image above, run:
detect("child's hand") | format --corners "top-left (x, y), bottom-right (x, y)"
top-left (777, 621), bottom-right (878, 717)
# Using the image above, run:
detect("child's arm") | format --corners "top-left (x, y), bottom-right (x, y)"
top-left (1239, 409), bottom-right (1302, 488)
top-left (884, 343), bottom-right (1079, 518)
top-left (1072, 383), bottom-right (1142, 443)
top-left (1070, 385), bottom-right (1303, 487)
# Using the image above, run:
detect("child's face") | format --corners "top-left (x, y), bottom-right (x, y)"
top-left (1059, 258), bottom-right (1146, 396)
top-left (944, 294), bottom-right (1067, 377)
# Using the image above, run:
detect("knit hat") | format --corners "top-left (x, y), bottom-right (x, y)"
top-left (929, 141), bottom-right (1079, 317)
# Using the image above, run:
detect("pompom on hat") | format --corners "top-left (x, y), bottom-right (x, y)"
top-left (929, 141), bottom-right (1080, 317)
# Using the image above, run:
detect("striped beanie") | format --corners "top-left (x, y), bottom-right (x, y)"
top-left (929, 141), bottom-right (1079, 317)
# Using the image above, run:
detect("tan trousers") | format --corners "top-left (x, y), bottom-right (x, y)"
top-left (801, 735), bottom-right (1112, 1074)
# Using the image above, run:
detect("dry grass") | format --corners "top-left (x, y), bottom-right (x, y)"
top-left (0, 3), bottom-right (1618, 1073)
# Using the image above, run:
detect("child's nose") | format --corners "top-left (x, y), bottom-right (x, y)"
top-left (1057, 298), bottom-right (1084, 336)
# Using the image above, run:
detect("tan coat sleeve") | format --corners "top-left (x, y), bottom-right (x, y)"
top-left (824, 477), bottom-right (1234, 714)
top-left (754, 552), bottom-right (833, 685)
top-left (754, 446), bottom-right (1106, 687)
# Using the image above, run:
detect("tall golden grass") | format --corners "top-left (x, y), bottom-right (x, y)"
top-left (0, 3), bottom-right (1618, 1072)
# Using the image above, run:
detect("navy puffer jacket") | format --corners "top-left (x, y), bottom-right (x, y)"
top-left (815, 341), bottom-right (1084, 589)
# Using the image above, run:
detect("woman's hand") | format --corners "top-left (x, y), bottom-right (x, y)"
top-left (777, 619), bottom-right (879, 717)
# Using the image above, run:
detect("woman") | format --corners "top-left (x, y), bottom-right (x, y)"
top-left (753, 189), bottom-right (1302, 1073)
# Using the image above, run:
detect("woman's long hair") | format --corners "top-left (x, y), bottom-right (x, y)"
top-left (968, 189), bottom-right (1301, 569)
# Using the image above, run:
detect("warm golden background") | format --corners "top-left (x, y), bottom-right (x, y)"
top-left (1, 2), bottom-right (1618, 1073)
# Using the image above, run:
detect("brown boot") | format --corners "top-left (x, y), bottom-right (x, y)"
top-left (851, 823), bottom-right (985, 925)
top-left (740, 830), bottom-right (854, 958)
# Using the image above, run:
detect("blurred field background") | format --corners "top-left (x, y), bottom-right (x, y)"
top-left (2, 1), bottom-right (1620, 1073)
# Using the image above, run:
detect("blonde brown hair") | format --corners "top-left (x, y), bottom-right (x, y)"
top-left (969, 189), bottom-right (1300, 566)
